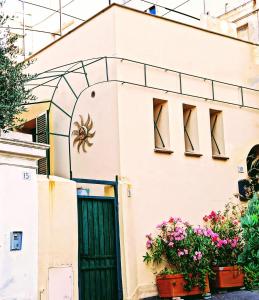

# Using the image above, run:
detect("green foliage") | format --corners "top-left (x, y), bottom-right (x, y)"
top-left (0, 13), bottom-right (36, 131)
top-left (158, 267), bottom-right (178, 275)
top-left (238, 194), bottom-right (259, 289)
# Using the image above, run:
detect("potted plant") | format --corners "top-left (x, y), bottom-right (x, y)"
top-left (203, 203), bottom-right (245, 289)
top-left (143, 217), bottom-right (213, 298)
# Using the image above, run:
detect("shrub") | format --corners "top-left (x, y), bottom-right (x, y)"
top-left (0, 13), bottom-right (35, 131)
top-left (238, 194), bottom-right (259, 289)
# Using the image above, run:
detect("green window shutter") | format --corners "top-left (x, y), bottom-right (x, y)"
top-left (36, 112), bottom-right (49, 175)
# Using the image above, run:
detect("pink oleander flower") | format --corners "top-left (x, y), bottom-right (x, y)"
top-left (202, 229), bottom-right (209, 237)
top-left (168, 217), bottom-right (174, 223)
top-left (193, 251), bottom-right (202, 261)
top-left (145, 233), bottom-right (152, 240)
top-left (194, 226), bottom-right (203, 236)
top-left (183, 249), bottom-right (188, 255)
top-left (230, 237), bottom-right (239, 248)
top-left (156, 221), bottom-right (167, 229)
top-left (146, 239), bottom-right (153, 249)
top-left (203, 215), bottom-right (209, 222)
top-left (208, 211), bottom-right (215, 219)
top-left (211, 232), bottom-right (219, 242)
top-left (168, 242), bottom-right (174, 248)
top-left (208, 210), bottom-right (219, 221)
top-left (174, 217), bottom-right (182, 223)
top-left (205, 228), bottom-right (214, 237)
top-left (233, 219), bottom-right (239, 225)
top-left (216, 239), bottom-right (227, 248)
top-left (195, 251), bottom-right (203, 260)
top-left (231, 241), bottom-right (237, 248)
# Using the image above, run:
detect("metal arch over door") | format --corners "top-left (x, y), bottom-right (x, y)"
top-left (74, 178), bottom-right (123, 300)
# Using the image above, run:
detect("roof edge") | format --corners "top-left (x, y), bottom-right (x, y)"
top-left (25, 3), bottom-right (259, 62)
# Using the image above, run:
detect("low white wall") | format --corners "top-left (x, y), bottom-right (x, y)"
top-left (0, 135), bottom-right (48, 300)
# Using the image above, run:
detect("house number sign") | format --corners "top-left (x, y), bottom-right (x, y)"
top-left (23, 171), bottom-right (31, 181)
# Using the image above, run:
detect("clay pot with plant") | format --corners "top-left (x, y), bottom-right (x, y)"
top-left (203, 203), bottom-right (245, 289)
top-left (143, 217), bottom-right (214, 298)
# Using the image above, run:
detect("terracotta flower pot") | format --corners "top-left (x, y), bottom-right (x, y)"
top-left (212, 266), bottom-right (244, 289)
top-left (156, 273), bottom-right (210, 298)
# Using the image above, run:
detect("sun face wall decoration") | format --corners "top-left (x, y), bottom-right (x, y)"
top-left (72, 114), bottom-right (96, 153)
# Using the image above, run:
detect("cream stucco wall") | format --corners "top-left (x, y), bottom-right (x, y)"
top-left (70, 82), bottom-right (120, 180)
top-left (28, 7), bottom-right (117, 74)
top-left (109, 8), bottom-right (259, 298)
top-left (37, 176), bottom-right (78, 300)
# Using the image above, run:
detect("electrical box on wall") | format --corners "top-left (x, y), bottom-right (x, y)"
top-left (238, 166), bottom-right (245, 173)
top-left (10, 231), bottom-right (23, 251)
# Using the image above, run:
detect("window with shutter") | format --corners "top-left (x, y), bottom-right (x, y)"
top-left (36, 112), bottom-right (49, 175)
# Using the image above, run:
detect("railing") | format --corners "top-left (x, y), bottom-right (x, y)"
top-left (28, 56), bottom-right (259, 111)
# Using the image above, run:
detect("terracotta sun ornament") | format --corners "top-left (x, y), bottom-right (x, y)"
top-left (72, 114), bottom-right (96, 153)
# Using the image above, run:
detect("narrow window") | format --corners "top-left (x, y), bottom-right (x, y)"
top-left (153, 99), bottom-right (170, 151)
top-left (209, 109), bottom-right (226, 158)
top-left (182, 104), bottom-right (200, 155)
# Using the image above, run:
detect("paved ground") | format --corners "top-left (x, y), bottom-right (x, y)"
top-left (207, 290), bottom-right (259, 300)
top-left (184, 290), bottom-right (259, 300)
top-left (144, 290), bottom-right (259, 300)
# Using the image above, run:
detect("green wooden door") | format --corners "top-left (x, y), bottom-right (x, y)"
top-left (78, 194), bottom-right (122, 300)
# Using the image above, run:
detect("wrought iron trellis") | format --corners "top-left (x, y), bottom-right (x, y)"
top-left (25, 56), bottom-right (259, 178)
